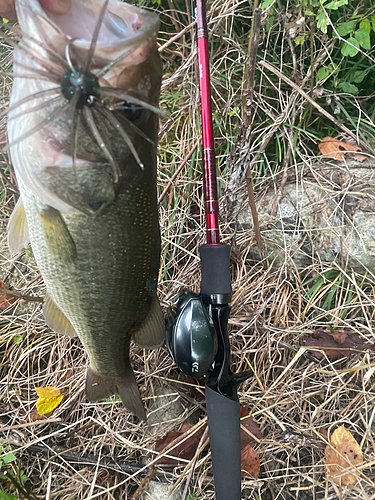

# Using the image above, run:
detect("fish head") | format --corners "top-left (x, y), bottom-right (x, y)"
top-left (8, 0), bottom-right (162, 215)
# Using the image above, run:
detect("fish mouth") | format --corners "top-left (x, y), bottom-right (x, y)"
top-left (47, 0), bottom-right (159, 70)
top-left (8, 0), bottom-right (162, 214)
top-left (17, 0), bottom-right (160, 71)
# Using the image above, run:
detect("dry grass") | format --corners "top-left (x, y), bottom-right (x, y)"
top-left (1, 0), bottom-right (375, 499)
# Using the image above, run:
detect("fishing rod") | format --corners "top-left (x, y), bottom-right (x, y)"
top-left (166, 1), bottom-right (253, 498)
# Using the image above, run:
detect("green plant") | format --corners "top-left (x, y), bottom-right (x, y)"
top-left (0, 440), bottom-right (31, 500)
top-left (297, 268), bottom-right (375, 327)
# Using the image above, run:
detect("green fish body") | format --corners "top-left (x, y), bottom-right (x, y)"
top-left (7, 0), bottom-right (164, 420)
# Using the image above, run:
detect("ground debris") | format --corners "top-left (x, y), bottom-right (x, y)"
top-left (305, 328), bottom-right (375, 359)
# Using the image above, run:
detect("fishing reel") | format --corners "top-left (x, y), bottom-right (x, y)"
top-left (166, 290), bottom-right (218, 379)
top-left (166, 245), bottom-right (253, 397)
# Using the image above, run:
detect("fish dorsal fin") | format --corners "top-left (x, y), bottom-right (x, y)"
top-left (43, 293), bottom-right (77, 338)
top-left (86, 366), bottom-right (146, 421)
top-left (36, 204), bottom-right (77, 264)
top-left (132, 296), bottom-right (165, 349)
top-left (7, 198), bottom-right (30, 254)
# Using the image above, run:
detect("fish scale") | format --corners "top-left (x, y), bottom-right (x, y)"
top-left (7, 0), bottom-right (164, 420)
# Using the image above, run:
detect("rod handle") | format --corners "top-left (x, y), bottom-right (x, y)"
top-left (206, 387), bottom-right (242, 500)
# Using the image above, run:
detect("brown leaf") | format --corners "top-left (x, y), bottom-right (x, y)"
top-left (306, 328), bottom-right (375, 359)
top-left (318, 137), bottom-right (366, 162)
top-left (29, 411), bottom-right (50, 422)
top-left (241, 445), bottom-right (260, 478)
top-left (241, 406), bottom-right (249, 418)
top-left (318, 428), bottom-right (329, 439)
top-left (329, 331), bottom-right (348, 344)
top-left (153, 423), bottom-right (206, 466)
top-left (180, 423), bottom-right (194, 433)
top-left (0, 281), bottom-right (15, 309)
top-left (325, 425), bottom-right (363, 485)
top-left (240, 409), bottom-right (263, 447)
top-left (183, 375), bottom-right (206, 401)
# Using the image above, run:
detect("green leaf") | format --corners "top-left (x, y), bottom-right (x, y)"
top-left (316, 62), bottom-right (338, 83)
top-left (324, 0), bottom-right (348, 9)
top-left (317, 67), bottom-right (330, 80)
top-left (355, 28), bottom-right (371, 49)
top-left (371, 15), bottom-right (375, 32)
top-left (341, 37), bottom-right (360, 57)
top-left (262, 0), bottom-right (275, 8)
top-left (105, 395), bottom-right (121, 403)
top-left (12, 334), bottom-right (22, 345)
top-left (266, 15), bottom-right (275, 31)
top-left (0, 492), bottom-right (17, 500)
top-left (360, 19), bottom-right (371, 34)
top-left (305, 8), bottom-right (315, 16)
top-left (351, 70), bottom-right (366, 83)
top-left (294, 35), bottom-right (305, 45)
top-left (2, 453), bottom-right (16, 464)
top-left (2, 18), bottom-right (9, 24)
top-left (336, 21), bottom-right (354, 36)
top-left (338, 82), bottom-right (359, 94)
top-left (317, 10), bottom-right (329, 33)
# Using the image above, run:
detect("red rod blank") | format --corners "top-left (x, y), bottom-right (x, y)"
top-left (196, 0), bottom-right (220, 244)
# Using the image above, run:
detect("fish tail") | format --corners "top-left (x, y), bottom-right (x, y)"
top-left (86, 366), bottom-right (146, 421)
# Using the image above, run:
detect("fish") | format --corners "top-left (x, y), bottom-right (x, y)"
top-left (5, 0), bottom-right (164, 421)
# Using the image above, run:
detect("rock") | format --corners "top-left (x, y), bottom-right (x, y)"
top-left (237, 158), bottom-right (375, 274)
top-left (141, 481), bottom-right (183, 500)
top-left (147, 385), bottom-right (199, 433)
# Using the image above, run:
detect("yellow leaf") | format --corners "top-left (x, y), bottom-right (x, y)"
top-left (35, 386), bottom-right (63, 415)
top-left (325, 425), bottom-right (363, 486)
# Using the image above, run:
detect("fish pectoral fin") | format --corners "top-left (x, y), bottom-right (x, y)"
top-left (132, 296), bottom-right (165, 349)
top-left (86, 366), bottom-right (146, 421)
top-left (36, 204), bottom-right (77, 264)
top-left (7, 198), bottom-right (30, 254)
top-left (43, 293), bottom-right (77, 337)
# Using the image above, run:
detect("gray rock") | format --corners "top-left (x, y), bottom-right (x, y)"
top-left (147, 385), bottom-right (199, 434)
top-left (141, 481), bottom-right (183, 500)
top-left (237, 158), bottom-right (375, 274)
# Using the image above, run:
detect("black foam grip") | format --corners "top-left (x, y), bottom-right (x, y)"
top-left (199, 244), bottom-right (232, 296)
top-left (206, 387), bottom-right (241, 500)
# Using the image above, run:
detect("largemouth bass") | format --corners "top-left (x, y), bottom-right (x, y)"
top-left (6, 0), bottom-right (164, 420)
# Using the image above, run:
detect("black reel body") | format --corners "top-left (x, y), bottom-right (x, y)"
top-left (166, 291), bottom-right (217, 378)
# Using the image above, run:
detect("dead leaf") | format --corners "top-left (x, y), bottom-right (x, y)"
top-left (240, 407), bottom-right (263, 447)
top-left (153, 423), bottom-right (206, 466)
top-left (183, 375), bottom-right (206, 401)
top-left (318, 137), bottom-right (366, 162)
top-left (152, 407), bottom-right (262, 468)
top-left (0, 282), bottom-right (15, 309)
top-left (306, 328), bottom-right (375, 359)
top-left (35, 386), bottom-right (63, 415)
top-left (241, 444), bottom-right (260, 478)
top-left (325, 425), bottom-right (363, 485)
top-left (180, 423), bottom-right (194, 433)
top-left (28, 411), bottom-right (50, 422)
top-left (328, 331), bottom-right (348, 344)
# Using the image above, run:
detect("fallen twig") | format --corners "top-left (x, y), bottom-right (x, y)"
top-left (8, 440), bottom-right (173, 480)
top-left (0, 287), bottom-right (43, 303)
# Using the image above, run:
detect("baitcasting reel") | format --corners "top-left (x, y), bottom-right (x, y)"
top-left (166, 290), bottom-right (217, 379)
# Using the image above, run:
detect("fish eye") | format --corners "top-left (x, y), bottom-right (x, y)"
top-left (119, 101), bottom-right (142, 121)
